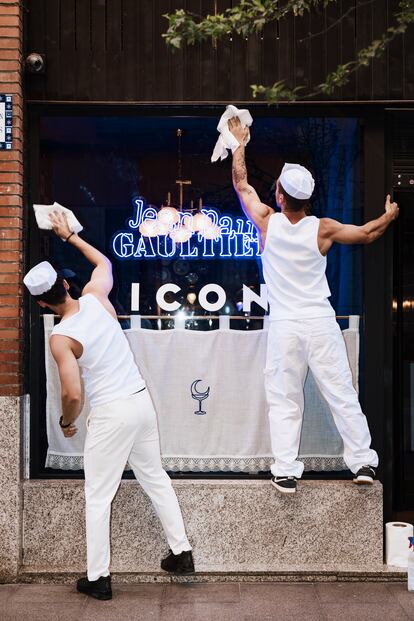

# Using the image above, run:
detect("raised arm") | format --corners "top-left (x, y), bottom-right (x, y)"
top-left (318, 195), bottom-right (399, 255)
top-left (228, 118), bottom-right (273, 243)
top-left (49, 335), bottom-right (82, 436)
top-left (49, 211), bottom-right (113, 300)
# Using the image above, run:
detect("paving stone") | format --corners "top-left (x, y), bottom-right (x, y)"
top-left (240, 583), bottom-right (324, 621)
top-left (163, 582), bottom-right (240, 604)
top-left (4, 601), bottom-right (87, 621)
top-left (321, 602), bottom-right (409, 621)
top-left (316, 581), bottom-right (392, 603)
top-left (386, 583), bottom-right (414, 620)
top-left (81, 598), bottom-right (161, 621)
top-left (159, 602), bottom-right (243, 621)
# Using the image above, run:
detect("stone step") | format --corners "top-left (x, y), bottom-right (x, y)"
top-left (21, 480), bottom-right (383, 575)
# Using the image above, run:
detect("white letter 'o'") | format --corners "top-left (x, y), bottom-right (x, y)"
top-left (198, 284), bottom-right (226, 312)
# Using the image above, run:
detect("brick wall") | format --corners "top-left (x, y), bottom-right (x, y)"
top-left (0, 1), bottom-right (23, 397)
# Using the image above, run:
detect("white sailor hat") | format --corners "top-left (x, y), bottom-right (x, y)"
top-left (23, 261), bottom-right (57, 296)
top-left (279, 163), bottom-right (315, 200)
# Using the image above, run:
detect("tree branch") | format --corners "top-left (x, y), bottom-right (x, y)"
top-left (299, 0), bottom-right (376, 43)
top-left (164, 0), bottom-right (414, 102)
top-left (163, 0), bottom-right (341, 49)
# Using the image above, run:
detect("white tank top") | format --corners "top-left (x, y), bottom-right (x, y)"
top-left (261, 213), bottom-right (335, 320)
top-left (51, 293), bottom-right (145, 407)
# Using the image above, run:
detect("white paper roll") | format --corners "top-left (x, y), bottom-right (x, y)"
top-left (385, 521), bottom-right (414, 567)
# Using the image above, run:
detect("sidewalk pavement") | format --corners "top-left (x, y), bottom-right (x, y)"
top-left (0, 581), bottom-right (413, 621)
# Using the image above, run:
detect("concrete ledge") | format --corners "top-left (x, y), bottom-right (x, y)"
top-left (21, 479), bottom-right (383, 577)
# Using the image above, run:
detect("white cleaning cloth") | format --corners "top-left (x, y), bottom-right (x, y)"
top-left (33, 201), bottom-right (83, 234)
top-left (211, 104), bottom-right (253, 162)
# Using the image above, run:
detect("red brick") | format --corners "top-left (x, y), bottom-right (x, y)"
top-left (0, 151), bottom-right (22, 161)
top-left (0, 351), bottom-right (21, 362)
top-left (0, 328), bottom-right (22, 339)
top-left (0, 197), bottom-right (23, 205)
top-left (0, 70), bottom-right (20, 81)
top-left (0, 39), bottom-right (20, 49)
top-left (0, 15), bottom-right (20, 26)
top-left (0, 385), bottom-right (22, 396)
top-left (0, 27), bottom-right (19, 38)
top-left (0, 173), bottom-right (21, 184)
top-left (0, 317), bottom-right (20, 328)
top-left (0, 230), bottom-right (23, 241)
top-left (0, 162), bottom-right (23, 174)
top-left (0, 217), bottom-right (21, 227)
top-left (0, 195), bottom-right (23, 206)
top-left (0, 296), bottom-right (22, 307)
top-left (0, 282), bottom-right (21, 294)
top-left (0, 238), bottom-right (22, 250)
top-left (0, 260), bottom-right (20, 272)
top-left (0, 207), bottom-right (22, 217)
top-left (0, 49), bottom-right (21, 60)
top-left (0, 363), bottom-right (20, 376)
top-left (0, 58), bottom-right (20, 70)
top-left (0, 5), bottom-right (20, 15)
top-left (0, 272), bottom-right (20, 283)
top-left (0, 185), bottom-right (23, 195)
top-left (0, 374), bottom-right (23, 385)
top-left (0, 248), bottom-right (22, 260)
top-left (0, 328), bottom-right (23, 340)
top-left (0, 87), bottom-right (21, 99)
top-left (0, 2), bottom-right (23, 394)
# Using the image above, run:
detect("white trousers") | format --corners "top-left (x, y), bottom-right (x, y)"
top-left (83, 389), bottom-right (191, 581)
top-left (264, 317), bottom-right (379, 479)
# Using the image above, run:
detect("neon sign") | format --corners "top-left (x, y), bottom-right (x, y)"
top-left (112, 199), bottom-right (260, 260)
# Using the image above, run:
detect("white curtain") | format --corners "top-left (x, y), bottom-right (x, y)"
top-left (44, 317), bottom-right (359, 472)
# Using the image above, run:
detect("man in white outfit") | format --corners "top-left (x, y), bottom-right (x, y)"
top-left (23, 212), bottom-right (193, 600)
top-left (228, 117), bottom-right (399, 494)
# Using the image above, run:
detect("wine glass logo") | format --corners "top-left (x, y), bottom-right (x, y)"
top-left (191, 379), bottom-right (210, 416)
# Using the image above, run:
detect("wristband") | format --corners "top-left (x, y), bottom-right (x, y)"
top-left (64, 231), bottom-right (75, 243)
top-left (59, 415), bottom-right (72, 429)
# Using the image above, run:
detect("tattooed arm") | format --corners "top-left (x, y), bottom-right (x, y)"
top-left (228, 118), bottom-right (273, 243)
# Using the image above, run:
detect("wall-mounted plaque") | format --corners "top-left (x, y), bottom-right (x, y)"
top-left (0, 94), bottom-right (12, 150)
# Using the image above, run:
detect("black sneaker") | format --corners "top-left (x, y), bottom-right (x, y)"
top-left (76, 575), bottom-right (112, 600)
top-left (353, 465), bottom-right (376, 485)
top-left (161, 549), bottom-right (195, 574)
top-left (271, 476), bottom-right (297, 494)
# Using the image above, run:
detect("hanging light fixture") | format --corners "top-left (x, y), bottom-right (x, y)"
top-left (169, 226), bottom-right (192, 243)
top-left (203, 224), bottom-right (221, 240)
top-left (139, 219), bottom-right (159, 237)
top-left (158, 192), bottom-right (179, 227)
top-left (193, 212), bottom-right (213, 232)
top-left (155, 221), bottom-right (170, 236)
top-left (158, 206), bottom-right (180, 226)
top-left (139, 129), bottom-right (219, 242)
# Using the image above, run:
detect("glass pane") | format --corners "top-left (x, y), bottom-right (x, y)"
top-left (37, 114), bottom-right (363, 323)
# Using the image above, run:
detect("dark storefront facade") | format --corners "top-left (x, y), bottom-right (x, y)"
top-left (0, 0), bottom-right (414, 581)
top-left (23, 0), bottom-right (414, 514)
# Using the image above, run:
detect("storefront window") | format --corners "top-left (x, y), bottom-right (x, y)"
top-left (30, 110), bottom-right (363, 477)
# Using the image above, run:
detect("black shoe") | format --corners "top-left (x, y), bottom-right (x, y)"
top-left (353, 465), bottom-right (376, 485)
top-left (161, 549), bottom-right (195, 574)
top-left (271, 476), bottom-right (297, 494)
top-left (76, 575), bottom-right (112, 600)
